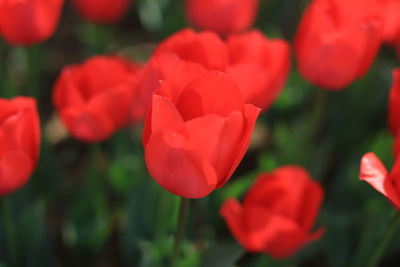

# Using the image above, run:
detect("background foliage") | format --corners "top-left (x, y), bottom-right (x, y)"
top-left (0, 0), bottom-right (399, 266)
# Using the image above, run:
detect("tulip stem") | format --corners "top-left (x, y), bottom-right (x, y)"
top-left (171, 197), bottom-right (190, 266)
top-left (1, 198), bottom-right (17, 266)
top-left (25, 45), bottom-right (42, 97)
top-left (0, 41), bottom-right (13, 98)
top-left (367, 213), bottom-right (400, 267)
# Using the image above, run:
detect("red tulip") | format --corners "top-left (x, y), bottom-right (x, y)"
top-left (72, 0), bottom-right (131, 24)
top-left (379, 0), bottom-right (400, 43)
top-left (0, 0), bottom-right (64, 46)
top-left (389, 69), bottom-right (400, 135)
top-left (360, 152), bottom-right (400, 210)
top-left (143, 71), bottom-right (260, 199)
top-left (0, 97), bottom-right (40, 195)
top-left (133, 28), bottom-right (289, 121)
top-left (131, 29), bottom-right (229, 122)
top-left (294, 0), bottom-right (382, 90)
top-left (53, 56), bottom-right (143, 143)
top-left (185, 0), bottom-right (259, 36)
top-left (220, 166), bottom-right (324, 259)
top-left (226, 30), bottom-right (290, 110)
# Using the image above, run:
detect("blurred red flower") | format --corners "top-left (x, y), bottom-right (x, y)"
top-left (0, 0), bottom-right (64, 46)
top-left (133, 28), bottom-right (289, 121)
top-left (53, 56), bottom-right (143, 143)
top-left (360, 152), bottom-right (400, 210)
top-left (0, 97), bottom-right (40, 195)
top-left (226, 30), bottom-right (290, 111)
top-left (72, 0), bottom-right (131, 24)
top-left (220, 166), bottom-right (324, 259)
top-left (389, 69), bottom-right (400, 135)
top-left (185, 0), bottom-right (259, 36)
top-left (294, 0), bottom-right (382, 90)
top-left (379, 0), bottom-right (400, 44)
top-left (142, 71), bottom-right (260, 199)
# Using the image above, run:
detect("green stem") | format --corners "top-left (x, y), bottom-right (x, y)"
top-left (0, 41), bottom-right (13, 98)
top-left (25, 45), bottom-right (42, 97)
top-left (309, 89), bottom-right (326, 133)
top-left (171, 197), bottom-right (190, 266)
top-left (1, 198), bottom-right (17, 266)
top-left (367, 213), bottom-right (400, 267)
top-left (82, 23), bottom-right (111, 55)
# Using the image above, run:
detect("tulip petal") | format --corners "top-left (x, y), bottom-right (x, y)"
top-left (243, 205), bottom-right (306, 256)
top-left (386, 157), bottom-right (400, 209)
top-left (263, 221), bottom-right (323, 259)
top-left (219, 199), bottom-right (249, 248)
top-left (151, 53), bottom-right (208, 90)
top-left (184, 112), bottom-right (244, 184)
top-left (60, 85), bottom-right (132, 142)
top-left (155, 29), bottom-right (228, 71)
top-left (184, 115), bottom-right (225, 164)
top-left (145, 129), bottom-right (217, 199)
top-left (221, 104), bottom-right (260, 186)
top-left (394, 135), bottom-right (400, 159)
top-left (298, 180), bottom-right (324, 232)
top-left (0, 151), bottom-right (33, 195)
top-left (53, 67), bottom-right (89, 110)
top-left (176, 71), bottom-right (244, 121)
top-left (360, 152), bottom-right (389, 197)
top-left (295, 0), bottom-right (381, 90)
top-left (151, 94), bottom-right (185, 134)
top-left (60, 108), bottom-right (113, 142)
top-left (389, 69), bottom-right (400, 136)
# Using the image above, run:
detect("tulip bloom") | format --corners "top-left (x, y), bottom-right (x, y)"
top-left (294, 0), bottom-right (382, 90)
top-left (134, 29), bottom-right (289, 121)
top-left (53, 56), bottom-right (143, 143)
top-left (379, 0), bottom-right (400, 43)
top-left (185, 0), bottom-right (259, 36)
top-left (132, 29), bottom-right (229, 122)
top-left (360, 152), bottom-right (400, 210)
top-left (226, 30), bottom-right (290, 110)
top-left (72, 0), bottom-right (131, 24)
top-left (143, 71), bottom-right (260, 199)
top-left (0, 0), bottom-right (64, 46)
top-left (220, 166), bottom-right (324, 259)
top-left (389, 69), bottom-right (400, 135)
top-left (0, 97), bottom-right (40, 195)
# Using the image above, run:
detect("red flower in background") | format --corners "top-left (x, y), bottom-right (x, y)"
top-left (388, 69), bottom-right (400, 135)
top-left (294, 0), bottom-right (382, 90)
top-left (185, 0), bottom-right (259, 36)
top-left (143, 71), bottom-right (260, 199)
top-left (220, 166), bottom-right (324, 259)
top-left (130, 29), bottom-right (228, 122)
top-left (0, 0), bottom-right (64, 46)
top-left (360, 152), bottom-right (400, 210)
top-left (53, 56), bottom-right (143, 143)
top-left (379, 0), bottom-right (400, 44)
top-left (132, 29), bottom-right (289, 121)
top-left (0, 97), bottom-right (40, 195)
top-left (72, 0), bottom-right (131, 24)
top-left (226, 30), bottom-right (290, 111)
